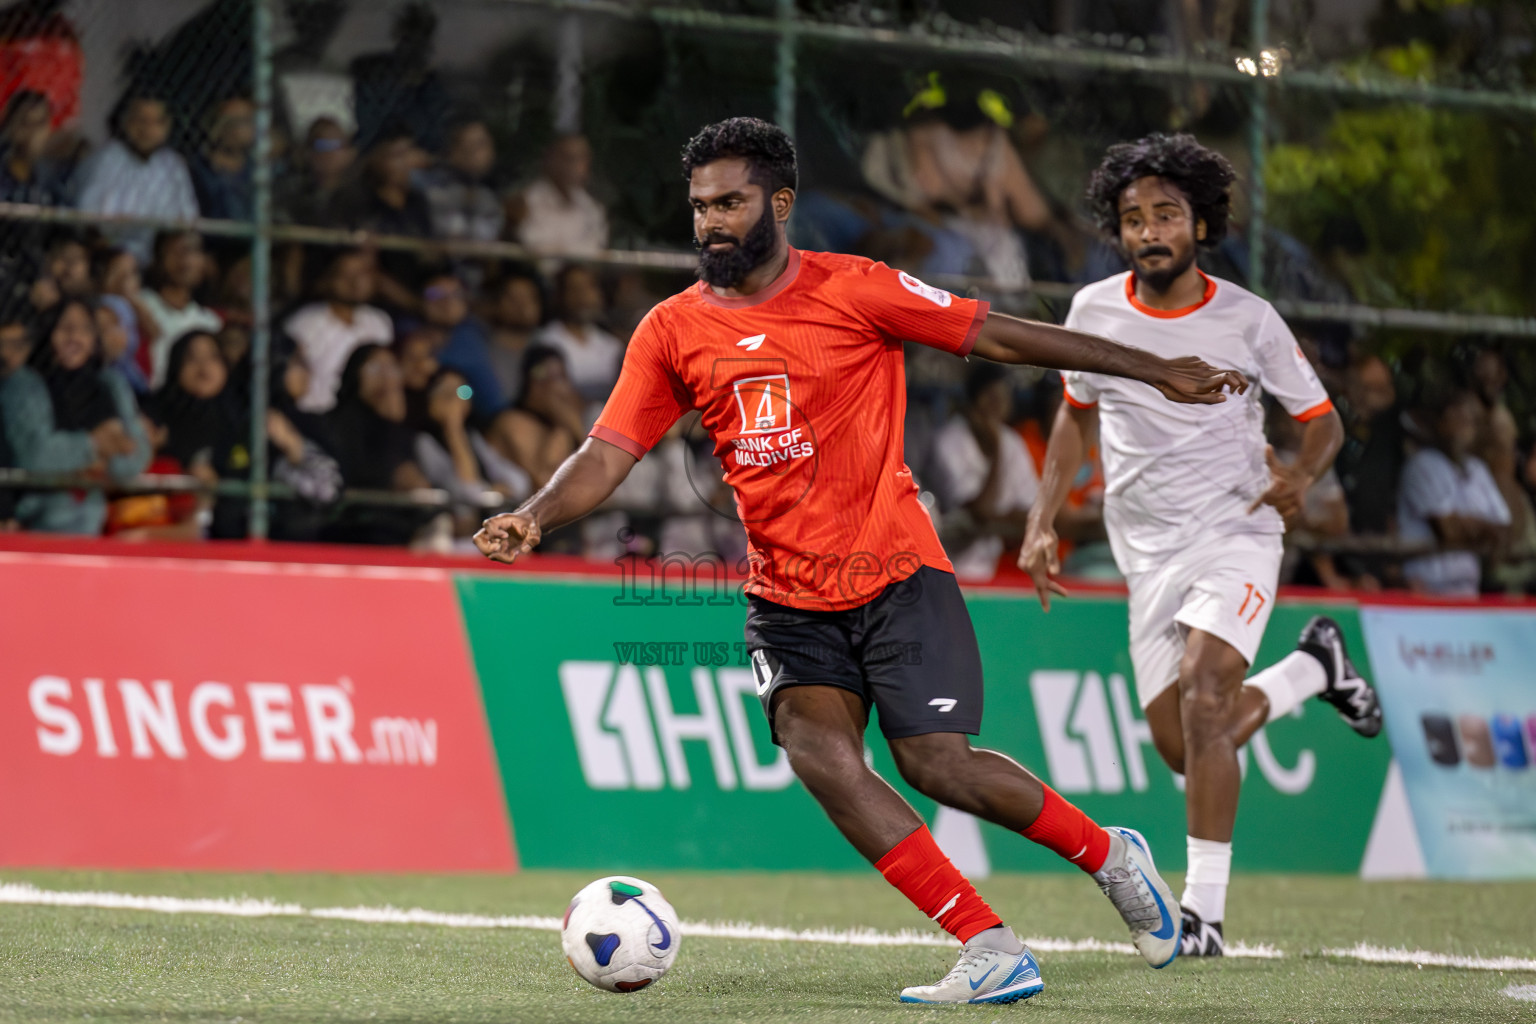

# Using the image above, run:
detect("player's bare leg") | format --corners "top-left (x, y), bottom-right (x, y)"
top-left (771, 686), bottom-right (1043, 1003)
top-left (888, 732), bottom-right (1181, 967)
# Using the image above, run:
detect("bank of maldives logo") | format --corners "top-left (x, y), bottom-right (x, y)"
top-left (732, 374), bottom-right (792, 435)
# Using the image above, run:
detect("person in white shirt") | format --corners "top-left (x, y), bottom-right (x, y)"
top-left (1398, 389), bottom-right (1510, 596)
top-left (76, 95), bottom-right (199, 265)
top-left (282, 247), bottom-right (394, 413)
top-left (533, 263), bottom-right (623, 420)
top-left (138, 231), bottom-right (222, 388)
top-left (509, 134), bottom-right (609, 257)
top-left (928, 362), bottom-right (1039, 580)
top-left (1022, 134), bottom-right (1379, 958)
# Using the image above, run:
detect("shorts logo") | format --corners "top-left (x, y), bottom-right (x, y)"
top-left (898, 271), bottom-right (953, 308)
top-left (733, 374), bottom-right (792, 435)
top-left (929, 698), bottom-right (957, 713)
top-left (751, 650), bottom-right (776, 696)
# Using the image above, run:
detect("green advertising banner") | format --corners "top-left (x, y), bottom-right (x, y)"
top-left (458, 573), bottom-right (1391, 874)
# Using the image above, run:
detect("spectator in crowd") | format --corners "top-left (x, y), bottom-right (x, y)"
top-left (282, 247), bottom-right (393, 412)
top-left (0, 308), bottom-right (27, 528)
top-left (926, 361), bottom-right (1038, 580)
top-left (422, 119), bottom-right (503, 242)
top-left (509, 134), bottom-right (609, 258)
top-left (94, 295), bottom-right (147, 394)
top-left (138, 230), bottom-right (222, 388)
top-left (0, 90), bottom-right (61, 296)
top-left (0, 297), bottom-right (150, 533)
top-left (76, 93), bottom-right (198, 264)
top-left (27, 234), bottom-right (91, 316)
top-left (349, 1), bottom-right (451, 154)
top-left (420, 270), bottom-right (506, 419)
top-left (0, 0), bottom-right (83, 134)
top-left (328, 125), bottom-right (433, 313)
top-left (488, 344), bottom-right (583, 491)
top-left (535, 263), bottom-right (622, 412)
top-left (95, 246), bottom-right (157, 384)
top-left (1334, 352), bottom-right (1404, 588)
top-left (1481, 403), bottom-right (1536, 594)
top-left (1399, 389), bottom-right (1511, 597)
top-left (189, 95), bottom-right (256, 222)
top-left (275, 116), bottom-right (356, 226)
top-left (482, 268), bottom-right (542, 402)
top-left (323, 343), bottom-right (435, 545)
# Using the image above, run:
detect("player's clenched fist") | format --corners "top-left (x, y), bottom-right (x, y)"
top-left (474, 512), bottom-right (541, 565)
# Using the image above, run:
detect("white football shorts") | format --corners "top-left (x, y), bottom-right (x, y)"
top-left (1124, 531), bottom-right (1284, 709)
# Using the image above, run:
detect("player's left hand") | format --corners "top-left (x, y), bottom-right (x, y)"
top-left (1248, 445), bottom-right (1312, 521)
top-left (1149, 356), bottom-right (1249, 404)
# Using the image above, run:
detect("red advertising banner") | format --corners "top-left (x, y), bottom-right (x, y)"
top-left (0, 551), bottom-right (516, 872)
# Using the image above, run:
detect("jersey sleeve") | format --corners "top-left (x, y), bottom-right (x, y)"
top-left (1059, 293), bottom-right (1100, 408)
top-left (1253, 305), bottom-right (1333, 421)
top-left (854, 261), bottom-right (989, 356)
top-left (589, 308), bottom-right (691, 459)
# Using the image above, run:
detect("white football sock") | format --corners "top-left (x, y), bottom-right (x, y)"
top-left (1247, 651), bottom-right (1327, 724)
top-left (1181, 836), bottom-right (1232, 924)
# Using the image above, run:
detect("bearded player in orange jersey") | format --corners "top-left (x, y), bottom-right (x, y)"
top-left (475, 118), bottom-right (1247, 1004)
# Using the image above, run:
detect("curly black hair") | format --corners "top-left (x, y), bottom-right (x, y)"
top-left (680, 117), bottom-right (798, 195)
top-left (1085, 133), bottom-right (1236, 247)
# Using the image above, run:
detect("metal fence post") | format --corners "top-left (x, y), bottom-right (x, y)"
top-left (775, 0), bottom-right (796, 137)
top-left (248, 0), bottom-right (274, 539)
top-left (1247, 0), bottom-right (1270, 297)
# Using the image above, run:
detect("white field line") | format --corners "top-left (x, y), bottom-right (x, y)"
top-left (1503, 984), bottom-right (1536, 1001)
top-left (0, 882), bottom-right (1521, 970)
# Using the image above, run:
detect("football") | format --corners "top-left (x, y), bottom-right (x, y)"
top-left (561, 876), bottom-right (681, 992)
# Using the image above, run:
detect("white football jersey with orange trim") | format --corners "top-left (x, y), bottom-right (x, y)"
top-left (1061, 271), bottom-right (1332, 575)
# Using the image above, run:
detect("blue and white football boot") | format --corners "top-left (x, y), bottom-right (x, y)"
top-left (1092, 827), bottom-right (1181, 968)
top-left (899, 930), bottom-right (1044, 1004)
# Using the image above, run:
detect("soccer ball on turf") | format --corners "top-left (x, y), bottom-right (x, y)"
top-left (561, 875), bottom-right (680, 992)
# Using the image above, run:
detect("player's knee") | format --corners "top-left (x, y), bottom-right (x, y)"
top-left (777, 719), bottom-right (864, 796)
top-left (889, 735), bottom-right (969, 803)
top-left (1178, 675), bottom-right (1233, 742)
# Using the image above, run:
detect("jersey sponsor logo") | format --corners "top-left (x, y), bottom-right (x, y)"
top-left (732, 373), bottom-right (793, 434)
top-left (559, 660), bottom-right (795, 792)
top-left (898, 270), bottom-right (953, 308)
top-left (1029, 669), bottom-right (1316, 796)
top-left (736, 333), bottom-right (767, 351)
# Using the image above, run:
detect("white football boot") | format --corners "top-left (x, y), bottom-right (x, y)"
top-left (1092, 827), bottom-right (1181, 968)
top-left (899, 932), bottom-right (1044, 1005)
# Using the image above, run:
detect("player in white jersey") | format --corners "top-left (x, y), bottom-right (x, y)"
top-left (1020, 134), bottom-right (1383, 957)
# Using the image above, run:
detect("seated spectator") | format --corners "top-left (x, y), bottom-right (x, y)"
top-left (1399, 389), bottom-right (1511, 597)
top-left (0, 309), bottom-right (33, 527)
top-left (1481, 404), bottom-right (1536, 594)
top-left (420, 270), bottom-right (506, 419)
top-left (189, 95), bottom-right (255, 222)
top-left (482, 268), bottom-right (542, 401)
top-left (422, 119), bottom-right (503, 242)
top-left (348, 1), bottom-right (450, 154)
top-left (139, 230), bottom-right (222, 387)
top-left (96, 245), bottom-right (158, 365)
top-left (275, 116), bottom-right (356, 226)
top-left (327, 126), bottom-right (433, 313)
top-left (0, 297), bottom-right (150, 534)
top-left (509, 134), bottom-right (608, 258)
top-left (75, 92), bottom-right (198, 264)
top-left (926, 361), bottom-right (1037, 580)
top-left (94, 295), bottom-right (147, 393)
top-left (535, 263), bottom-right (622, 412)
top-left (0, 90), bottom-right (62, 295)
top-left (488, 344), bottom-right (584, 491)
top-left (1335, 353), bottom-right (1404, 588)
top-left (282, 246), bottom-right (393, 412)
top-left (322, 343), bottom-right (436, 545)
top-left (27, 233), bottom-right (91, 316)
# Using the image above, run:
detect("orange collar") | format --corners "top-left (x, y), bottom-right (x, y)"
top-left (1124, 270), bottom-right (1217, 319)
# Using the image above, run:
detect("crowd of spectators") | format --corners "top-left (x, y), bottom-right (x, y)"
top-left (0, 3), bottom-right (1533, 599)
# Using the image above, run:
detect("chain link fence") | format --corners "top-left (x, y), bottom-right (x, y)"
top-left (1, 0), bottom-right (1534, 590)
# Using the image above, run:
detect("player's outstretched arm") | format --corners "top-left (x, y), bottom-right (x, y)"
top-left (970, 311), bottom-right (1248, 404)
top-left (473, 437), bottom-right (638, 565)
top-left (1018, 401), bottom-right (1095, 611)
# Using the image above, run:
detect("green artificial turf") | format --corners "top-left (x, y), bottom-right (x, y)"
top-left (1, 870), bottom-right (1533, 1023)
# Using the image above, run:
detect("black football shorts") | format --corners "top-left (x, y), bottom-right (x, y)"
top-left (743, 566), bottom-right (984, 745)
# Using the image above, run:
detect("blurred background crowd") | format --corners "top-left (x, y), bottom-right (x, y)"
top-left (1, 0), bottom-right (1534, 598)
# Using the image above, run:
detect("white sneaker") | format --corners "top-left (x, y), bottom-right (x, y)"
top-left (898, 939), bottom-right (1043, 1004)
top-left (1092, 827), bottom-right (1181, 968)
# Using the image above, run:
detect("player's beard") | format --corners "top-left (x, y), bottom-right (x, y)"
top-left (696, 203), bottom-right (778, 289)
top-left (1131, 244), bottom-right (1196, 295)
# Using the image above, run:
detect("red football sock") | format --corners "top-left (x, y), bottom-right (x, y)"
top-left (1021, 784), bottom-right (1111, 874)
top-left (875, 825), bottom-right (1002, 944)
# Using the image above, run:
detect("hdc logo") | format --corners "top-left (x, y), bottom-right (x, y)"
top-left (560, 661), bottom-right (794, 792)
top-left (1030, 670), bottom-right (1316, 795)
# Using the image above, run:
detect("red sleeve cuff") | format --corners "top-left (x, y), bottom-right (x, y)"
top-left (589, 424), bottom-right (648, 459)
top-left (1293, 398), bottom-right (1335, 422)
top-left (1063, 389), bottom-right (1098, 410)
top-left (955, 300), bottom-right (990, 357)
